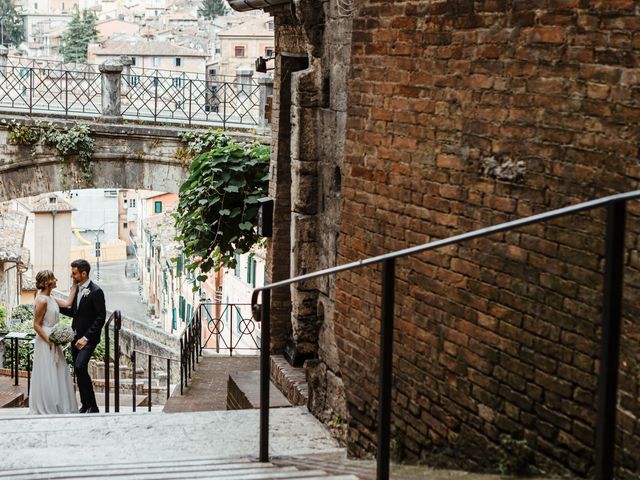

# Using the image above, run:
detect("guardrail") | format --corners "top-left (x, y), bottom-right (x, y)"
top-left (0, 55), bottom-right (273, 130)
top-left (251, 190), bottom-right (640, 480)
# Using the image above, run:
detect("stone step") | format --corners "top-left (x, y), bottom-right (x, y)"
top-left (0, 457), bottom-right (357, 480)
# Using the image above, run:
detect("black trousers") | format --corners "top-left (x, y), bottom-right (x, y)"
top-left (72, 342), bottom-right (97, 410)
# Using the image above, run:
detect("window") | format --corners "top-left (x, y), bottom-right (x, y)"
top-left (154, 201), bottom-right (162, 213)
top-left (172, 308), bottom-right (177, 330)
top-left (246, 256), bottom-right (257, 288)
top-left (129, 199), bottom-right (136, 208)
top-left (131, 56), bottom-right (137, 66)
top-left (129, 75), bottom-right (139, 86)
top-left (172, 77), bottom-right (183, 88)
top-left (179, 295), bottom-right (185, 320)
top-left (233, 253), bottom-right (241, 277)
top-left (34, 2), bottom-right (38, 10)
top-left (123, 222), bottom-right (128, 229)
top-left (175, 57), bottom-right (182, 67)
top-left (153, 56), bottom-right (160, 67)
top-left (234, 46), bottom-right (245, 57)
top-left (48, 196), bottom-right (57, 204)
top-left (265, 47), bottom-right (274, 58)
top-left (266, 21), bottom-right (274, 31)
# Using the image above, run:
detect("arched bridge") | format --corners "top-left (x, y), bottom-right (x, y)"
top-left (0, 115), bottom-right (267, 201)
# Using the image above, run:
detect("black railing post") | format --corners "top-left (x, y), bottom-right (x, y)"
top-left (167, 358), bottom-right (171, 400)
top-left (179, 338), bottom-right (184, 394)
top-left (132, 350), bottom-right (136, 412)
top-left (230, 306), bottom-right (234, 357)
top-left (13, 338), bottom-right (18, 386)
top-left (114, 312), bottom-right (121, 413)
top-left (595, 200), bottom-right (627, 480)
top-left (223, 84), bottom-right (227, 130)
top-left (259, 290), bottom-right (271, 463)
top-left (29, 68), bottom-right (33, 114)
top-left (377, 258), bottom-right (395, 480)
top-left (105, 321), bottom-right (110, 413)
top-left (65, 71), bottom-right (69, 117)
top-left (188, 80), bottom-right (192, 126)
top-left (148, 354), bottom-right (152, 412)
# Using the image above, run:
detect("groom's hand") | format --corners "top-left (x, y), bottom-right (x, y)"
top-left (75, 337), bottom-right (88, 349)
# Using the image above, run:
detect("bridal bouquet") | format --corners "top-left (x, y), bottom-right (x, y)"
top-left (49, 324), bottom-right (74, 346)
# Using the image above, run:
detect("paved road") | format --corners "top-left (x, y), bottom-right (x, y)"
top-left (93, 259), bottom-right (147, 323)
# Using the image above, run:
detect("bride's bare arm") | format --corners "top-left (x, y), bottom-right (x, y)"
top-left (55, 282), bottom-right (78, 308)
top-left (33, 297), bottom-right (51, 346)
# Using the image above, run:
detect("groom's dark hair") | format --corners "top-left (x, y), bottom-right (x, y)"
top-left (71, 259), bottom-right (91, 274)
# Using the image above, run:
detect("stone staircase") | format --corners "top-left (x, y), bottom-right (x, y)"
top-left (0, 458), bottom-right (357, 479)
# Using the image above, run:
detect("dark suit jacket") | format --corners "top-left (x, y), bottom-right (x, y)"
top-left (60, 281), bottom-right (106, 345)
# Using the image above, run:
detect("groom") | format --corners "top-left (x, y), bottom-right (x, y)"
top-left (60, 259), bottom-right (106, 414)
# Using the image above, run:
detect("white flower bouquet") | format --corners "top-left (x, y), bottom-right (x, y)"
top-left (49, 324), bottom-right (74, 346)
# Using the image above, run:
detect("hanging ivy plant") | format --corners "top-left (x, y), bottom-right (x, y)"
top-left (174, 130), bottom-right (269, 277)
top-left (3, 119), bottom-right (94, 183)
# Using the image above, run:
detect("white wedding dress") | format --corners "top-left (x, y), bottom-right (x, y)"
top-left (29, 295), bottom-right (79, 414)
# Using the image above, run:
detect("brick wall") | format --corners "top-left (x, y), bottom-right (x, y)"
top-left (336, 2), bottom-right (640, 477)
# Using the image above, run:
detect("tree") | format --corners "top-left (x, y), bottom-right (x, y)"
top-left (197, 0), bottom-right (228, 20)
top-left (0, 0), bottom-right (24, 47)
top-left (60, 8), bottom-right (97, 63)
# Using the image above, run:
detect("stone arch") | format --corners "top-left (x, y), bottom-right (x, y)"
top-left (0, 116), bottom-right (265, 202)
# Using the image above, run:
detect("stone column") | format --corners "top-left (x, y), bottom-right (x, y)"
top-left (119, 55), bottom-right (133, 95)
top-left (0, 45), bottom-right (8, 78)
top-left (99, 58), bottom-right (124, 123)
top-left (257, 74), bottom-right (274, 134)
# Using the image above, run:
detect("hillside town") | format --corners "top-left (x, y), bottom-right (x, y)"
top-left (0, 2), bottom-right (639, 480)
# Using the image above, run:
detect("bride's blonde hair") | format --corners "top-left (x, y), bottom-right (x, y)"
top-left (35, 270), bottom-right (56, 291)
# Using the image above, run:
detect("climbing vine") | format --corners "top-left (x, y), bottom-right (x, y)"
top-left (3, 120), bottom-right (95, 183)
top-left (174, 129), bottom-right (269, 276)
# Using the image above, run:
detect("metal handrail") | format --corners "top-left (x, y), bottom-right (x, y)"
top-left (179, 308), bottom-right (202, 395)
top-left (131, 348), bottom-right (178, 412)
top-left (103, 310), bottom-right (122, 413)
top-left (250, 190), bottom-right (640, 480)
top-left (199, 302), bottom-right (261, 356)
top-left (0, 332), bottom-right (35, 390)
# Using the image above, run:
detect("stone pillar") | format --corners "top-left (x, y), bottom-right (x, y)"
top-left (257, 74), bottom-right (274, 134)
top-left (119, 55), bottom-right (133, 95)
top-left (99, 58), bottom-right (124, 123)
top-left (0, 45), bottom-right (8, 77)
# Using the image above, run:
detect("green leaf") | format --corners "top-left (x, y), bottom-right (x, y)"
top-left (239, 222), bottom-right (253, 231)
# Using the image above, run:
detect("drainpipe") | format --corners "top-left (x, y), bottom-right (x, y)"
top-left (51, 211), bottom-right (56, 272)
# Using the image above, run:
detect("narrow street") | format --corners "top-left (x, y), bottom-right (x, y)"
top-left (93, 258), bottom-right (147, 323)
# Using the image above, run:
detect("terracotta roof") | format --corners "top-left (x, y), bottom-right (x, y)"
top-left (94, 40), bottom-right (208, 57)
top-left (29, 193), bottom-right (75, 213)
top-left (219, 17), bottom-right (274, 37)
top-left (0, 211), bottom-right (28, 262)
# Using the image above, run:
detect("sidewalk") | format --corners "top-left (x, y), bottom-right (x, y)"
top-left (163, 355), bottom-right (261, 412)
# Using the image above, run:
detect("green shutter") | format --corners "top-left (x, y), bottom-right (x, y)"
top-left (154, 201), bottom-right (163, 213)
top-left (179, 296), bottom-right (185, 320)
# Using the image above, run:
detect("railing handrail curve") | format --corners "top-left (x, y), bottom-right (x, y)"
top-left (250, 189), bottom-right (640, 480)
top-left (251, 190), bottom-right (640, 303)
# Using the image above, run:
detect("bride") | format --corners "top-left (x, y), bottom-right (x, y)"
top-left (29, 270), bottom-right (79, 414)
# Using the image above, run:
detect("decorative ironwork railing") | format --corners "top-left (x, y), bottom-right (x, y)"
top-left (0, 64), bottom-right (102, 118)
top-left (198, 302), bottom-right (260, 355)
top-left (0, 61), bottom-right (268, 129)
top-left (121, 72), bottom-right (261, 128)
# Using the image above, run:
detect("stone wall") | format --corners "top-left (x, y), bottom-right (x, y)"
top-left (0, 115), bottom-right (266, 201)
top-left (262, 0), bottom-right (352, 434)
top-left (334, 2), bottom-right (640, 477)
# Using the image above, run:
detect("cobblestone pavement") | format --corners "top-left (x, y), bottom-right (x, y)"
top-left (163, 354), bottom-right (260, 412)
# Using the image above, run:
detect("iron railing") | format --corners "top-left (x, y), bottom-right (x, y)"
top-left (0, 62), bottom-right (264, 129)
top-left (199, 302), bottom-right (261, 356)
top-left (131, 348), bottom-right (178, 412)
top-left (250, 190), bottom-right (640, 480)
top-left (0, 64), bottom-right (102, 118)
top-left (179, 309), bottom-right (201, 394)
top-left (121, 72), bottom-right (260, 128)
top-left (103, 310), bottom-right (122, 413)
top-left (0, 331), bottom-right (35, 391)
